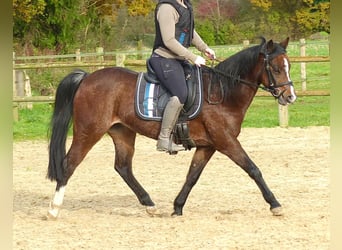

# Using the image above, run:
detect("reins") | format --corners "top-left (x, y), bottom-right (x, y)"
top-left (204, 54), bottom-right (293, 99)
top-left (202, 63), bottom-right (261, 90)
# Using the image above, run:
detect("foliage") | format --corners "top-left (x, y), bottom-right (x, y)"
top-left (13, 0), bottom-right (330, 54)
top-left (13, 0), bottom-right (46, 23)
top-left (13, 0), bottom-right (46, 54)
top-left (14, 0), bottom-right (93, 53)
top-left (195, 19), bottom-right (216, 45)
top-left (294, 0), bottom-right (330, 36)
top-left (126, 0), bottom-right (155, 16)
top-left (13, 0), bottom-right (156, 54)
top-left (194, 0), bottom-right (247, 44)
top-left (248, 0), bottom-right (330, 39)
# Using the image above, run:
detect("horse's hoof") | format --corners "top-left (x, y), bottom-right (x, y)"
top-left (171, 210), bottom-right (182, 217)
top-left (271, 206), bottom-right (283, 216)
top-left (44, 209), bottom-right (59, 220)
top-left (171, 212), bottom-right (180, 218)
top-left (146, 206), bottom-right (162, 217)
top-left (44, 201), bottom-right (61, 220)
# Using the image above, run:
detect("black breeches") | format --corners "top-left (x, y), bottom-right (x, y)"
top-left (149, 56), bottom-right (188, 104)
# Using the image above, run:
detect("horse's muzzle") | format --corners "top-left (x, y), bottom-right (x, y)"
top-left (276, 83), bottom-right (297, 105)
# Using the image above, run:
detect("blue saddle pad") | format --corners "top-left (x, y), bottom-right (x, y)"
top-left (134, 66), bottom-right (203, 121)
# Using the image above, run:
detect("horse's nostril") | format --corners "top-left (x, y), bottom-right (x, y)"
top-left (287, 95), bottom-right (296, 103)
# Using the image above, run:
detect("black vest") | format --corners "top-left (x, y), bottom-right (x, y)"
top-left (153, 0), bottom-right (194, 51)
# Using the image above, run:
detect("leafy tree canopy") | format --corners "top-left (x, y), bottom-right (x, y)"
top-left (13, 0), bottom-right (330, 54)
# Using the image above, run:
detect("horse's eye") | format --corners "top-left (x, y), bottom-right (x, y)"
top-left (272, 65), bottom-right (280, 74)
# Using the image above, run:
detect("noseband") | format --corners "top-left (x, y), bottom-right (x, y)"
top-left (260, 53), bottom-right (293, 99)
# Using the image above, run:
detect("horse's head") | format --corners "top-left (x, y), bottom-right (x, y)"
top-left (259, 37), bottom-right (297, 105)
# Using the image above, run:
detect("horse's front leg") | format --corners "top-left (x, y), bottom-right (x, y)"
top-left (172, 146), bottom-right (216, 216)
top-left (220, 139), bottom-right (283, 216)
top-left (244, 157), bottom-right (283, 215)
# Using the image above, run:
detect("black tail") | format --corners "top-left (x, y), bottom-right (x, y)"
top-left (47, 69), bottom-right (88, 183)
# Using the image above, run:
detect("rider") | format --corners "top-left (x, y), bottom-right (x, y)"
top-left (149, 0), bottom-right (216, 153)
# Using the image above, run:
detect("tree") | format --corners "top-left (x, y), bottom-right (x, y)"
top-left (294, 0), bottom-right (330, 36)
top-left (248, 0), bottom-right (330, 39)
top-left (13, 0), bottom-right (156, 53)
top-left (13, 0), bottom-right (46, 53)
top-left (13, 0), bottom-right (46, 23)
top-left (127, 0), bottom-right (155, 16)
top-left (13, 0), bottom-right (93, 53)
top-left (194, 0), bottom-right (243, 44)
top-left (13, 0), bottom-right (330, 54)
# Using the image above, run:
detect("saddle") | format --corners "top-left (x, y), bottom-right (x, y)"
top-left (135, 59), bottom-right (204, 150)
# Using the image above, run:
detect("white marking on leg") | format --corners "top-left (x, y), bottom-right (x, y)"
top-left (47, 186), bottom-right (66, 219)
top-left (53, 186), bottom-right (66, 206)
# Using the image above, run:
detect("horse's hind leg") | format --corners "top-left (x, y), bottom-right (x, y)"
top-left (47, 133), bottom-right (104, 220)
top-left (108, 125), bottom-right (155, 208)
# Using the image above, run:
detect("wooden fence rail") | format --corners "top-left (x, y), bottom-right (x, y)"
top-left (13, 39), bottom-right (330, 126)
top-left (13, 56), bottom-right (330, 70)
top-left (12, 89), bottom-right (330, 104)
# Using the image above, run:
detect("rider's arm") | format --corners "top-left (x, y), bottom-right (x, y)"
top-left (156, 4), bottom-right (202, 63)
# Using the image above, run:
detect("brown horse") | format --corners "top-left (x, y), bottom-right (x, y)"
top-left (46, 37), bottom-right (296, 219)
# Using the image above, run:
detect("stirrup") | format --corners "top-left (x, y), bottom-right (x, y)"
top-left (167, 140), bottom-right (184, 155)
top-left (156, 139), bottom-right (184, 154)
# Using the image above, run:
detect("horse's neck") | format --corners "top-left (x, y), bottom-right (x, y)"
top-left (228, 82), bottom-right (258, 109)
top-left (202, 65), bottom-right (260, 112)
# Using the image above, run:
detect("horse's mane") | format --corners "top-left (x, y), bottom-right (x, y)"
top-left (213, 39), bottom-right (265, 92)
top-left (211, 37), bottom-right (287, 95)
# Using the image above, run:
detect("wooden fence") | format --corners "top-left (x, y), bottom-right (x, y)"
top-left (13, 39), bottom-right (330, 126)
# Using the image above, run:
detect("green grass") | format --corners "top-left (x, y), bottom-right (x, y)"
top-left (243, 96), bottom-right (330, 128)
top-left (290, 62), bottom-right (330, 91)
top-left (13, 96), bottom-right (330, 141)
top-left (287, 96), bottom-right (330, 127)
top-left (13, 104), bottom-right (53, 141)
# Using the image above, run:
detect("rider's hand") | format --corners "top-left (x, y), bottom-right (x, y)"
top-left (194, 56), bottom-right (206, 67)
top-left (204, 48), bottom-right (216, 60)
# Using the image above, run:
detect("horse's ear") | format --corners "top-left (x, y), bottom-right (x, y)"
top-left (266, 39), bottom-right (274, 54)
top-left (280, 37), bottom-right (290, 49)
top-left (259, 36), bottom-right (266, 45)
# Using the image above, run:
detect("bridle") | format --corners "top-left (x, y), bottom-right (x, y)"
top-left (204, 50), bottom-right (293, 100)
top-left (260, 53), bottom-right (293, 99)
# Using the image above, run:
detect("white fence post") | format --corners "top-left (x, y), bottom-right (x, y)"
top-left (278, 105), bottom-right (289, 128)
top-left (243, 40), bottom-right (250, 48)
top-left (24, 71), bottom-right (32, 109)
top-left (300, 38), bottom-right (307, 91)
top-left (75, 49), bottom-right (81, 62)
top-left (96, 47), bottom-right (104, 69)
top-left (116, 53), bottom-right (125, 67)
top-left (13, 52), bottom-right (18, 121)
